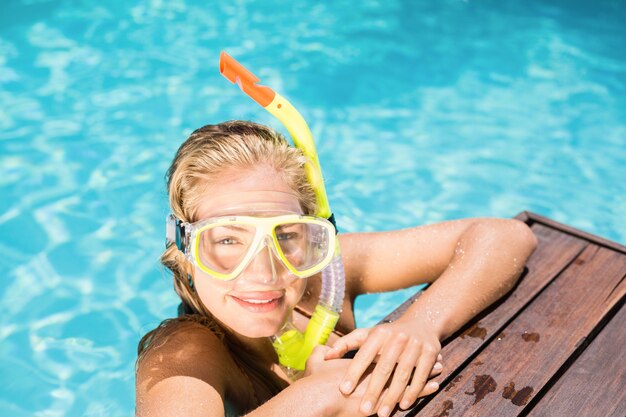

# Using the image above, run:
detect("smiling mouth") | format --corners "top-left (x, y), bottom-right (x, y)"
top-left (238, 298), bottom-right (276, 304)
top-left (230, 293), bottom-right (284, 312)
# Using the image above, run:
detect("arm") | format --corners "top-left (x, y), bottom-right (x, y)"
top-left (326, 218), bottom-right (538, 415)
top-left (135, 322), bottom-right (366, 417)
top-left (345, 218), bottom-right (537, 339)
top-left (137, 372), bottom-right (333, 417)
top-left (135, 322), bottom-right (231, 417)
top-left (251, 346), bottom-right (439, 417)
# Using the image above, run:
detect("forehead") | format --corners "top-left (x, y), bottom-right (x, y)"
top-left (195, 166), bottom-right (302, 218)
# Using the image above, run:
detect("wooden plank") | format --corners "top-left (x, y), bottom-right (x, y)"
top-left (514, 211), bottom-right (531, 223)
top-left (526, 303), bottom-right (626, 417)
top-left (524, 211), bottom-right (626, 254)
top-left (379, 292), bottom-right (424, 324)
top-left (415, 244), bottom-right (626, 416)
top-left (391, 223), bottom-right (588, 416)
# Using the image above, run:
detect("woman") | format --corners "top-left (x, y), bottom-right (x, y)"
top-left (135, 121), bottom-right (537, 417)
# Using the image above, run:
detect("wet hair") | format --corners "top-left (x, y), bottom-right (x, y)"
top-left (136, 120), bottom-right (317, 397)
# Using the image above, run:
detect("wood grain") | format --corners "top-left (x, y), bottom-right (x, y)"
top-left (391, 222), bottom-right (587, 416)
top-left (416, 244), bottom-right (626, 416)
top-left (526, 303), bottom-right (626, 417)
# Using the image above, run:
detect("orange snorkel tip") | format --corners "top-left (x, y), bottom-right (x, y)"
top-left (219, 51), bottom-right (275, 107)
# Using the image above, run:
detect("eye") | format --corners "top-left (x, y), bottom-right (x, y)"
top-left (216, 237), bottom-right (239, 245)
top-left (276, 232), bottom-right (298, 241)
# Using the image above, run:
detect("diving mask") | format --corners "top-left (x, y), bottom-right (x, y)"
top-left (167, 213), bottom-right (336, 281)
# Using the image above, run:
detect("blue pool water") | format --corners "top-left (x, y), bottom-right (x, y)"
top-left (1, 0), bottom-right (625, 415)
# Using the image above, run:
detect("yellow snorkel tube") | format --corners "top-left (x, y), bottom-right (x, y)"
top-left (220, 52), bottom-right (345, 375)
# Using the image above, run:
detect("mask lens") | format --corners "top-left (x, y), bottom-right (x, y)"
top-left (197, 223), bottom-right (256, 275)
top-left (274, 221), bottom-right (332, 273)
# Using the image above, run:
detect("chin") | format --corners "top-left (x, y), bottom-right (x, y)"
top-left (242, 328), bottom-right (279, 338)
top-left (235, 317), bottom-right (286, 338)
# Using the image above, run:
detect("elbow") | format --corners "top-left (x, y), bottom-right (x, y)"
top-left (475, 218), bottom-right (538, 263)
top-left (476, 218), bottom-right (538, 293)
top-left (504, 219), bottom-right (537, 291)
top-left (509, 219), bottom-right (538, 257)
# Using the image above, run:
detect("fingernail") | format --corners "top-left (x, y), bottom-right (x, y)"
top-left (378, 405), bottom-right (390, 417)
top-left (340, 380), bottom-right (353, 393)
top-left (433, 362), bottom-right (443, 370)
top-left (400, 400), bottom-right (410, 409)
top-left (361, 400), bottom-right (373, 414)
top-left (428, 381), bottom-right (440, 390)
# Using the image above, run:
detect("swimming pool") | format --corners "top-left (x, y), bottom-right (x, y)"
top-left (1, 0), bottom-right (625, 415)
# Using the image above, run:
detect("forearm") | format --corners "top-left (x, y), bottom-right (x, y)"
top-left (242, 377), bottom-right (333, 417)
top-left (396, 219), bottom-right (537, 341)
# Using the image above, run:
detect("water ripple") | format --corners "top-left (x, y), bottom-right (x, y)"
top-left (1, 0), bottom-right (625, 414)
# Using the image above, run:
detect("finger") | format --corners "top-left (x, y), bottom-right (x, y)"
top-left (400, 345), bottom-right (439, 408)
top-left (304, 345), bottom-right (332, 376)
top-left (359, 332), bottom-right (409, 415)
top-left (428, 361), bottom-right (443, 378)
top-left (399, 380), bottom-right (440, 410)
top-left (324, 328), bottom-right (369, 360)
top-left (339, 332), bottom-right (385, 395)
top-left (374, 387), bottom-right (392, 417)
top-left (421, 380), bottom-right (440, 396)
top-left (374, 338), bottom-right (421, 417)
top-left (310, 344), bottom-right (332, 362)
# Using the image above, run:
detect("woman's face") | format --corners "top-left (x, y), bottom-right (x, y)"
top-left (192, 165), bottom-right (308, 338)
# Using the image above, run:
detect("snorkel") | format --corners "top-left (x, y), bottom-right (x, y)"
top-left (220, 51), bottom-right (345, 375)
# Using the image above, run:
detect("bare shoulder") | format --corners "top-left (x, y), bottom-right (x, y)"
top-left (135, 318), bottom-right (238, 417)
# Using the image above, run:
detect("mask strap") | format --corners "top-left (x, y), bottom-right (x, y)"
top-left (187, 273), bottom-right (195, 290)
top-left (326, 213), bottom-right (338, 234)
top-left (166, 214), bottom-right (187, 251)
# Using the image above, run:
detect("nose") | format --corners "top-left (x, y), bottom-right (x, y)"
top-left (238, 240), bottom-right (281, 285)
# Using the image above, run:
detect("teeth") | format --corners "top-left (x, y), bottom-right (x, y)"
top-left (241, 298), bottom-right (275, 304)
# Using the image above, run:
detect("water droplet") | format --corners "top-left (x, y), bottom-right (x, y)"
top-left (521, 332), bottom-right (540, 342)
top-left (465, 374), bottom-right (497, 405)
top-left (502, 381), bottom-right (534, 406)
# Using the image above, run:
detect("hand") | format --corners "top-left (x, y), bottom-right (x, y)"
top-left (323, 321), bottom-right (443, 416)
top-left (301, 346), bottom-right (376, 417)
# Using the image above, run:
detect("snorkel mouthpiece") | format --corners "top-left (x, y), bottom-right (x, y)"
top-left (273, 304), bottom-right (339, 371)
top-left (220, 52), bottom-right (345, 374)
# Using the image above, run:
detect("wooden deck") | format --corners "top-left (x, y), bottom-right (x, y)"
top-left (382, 211), bottom-right (626, 417)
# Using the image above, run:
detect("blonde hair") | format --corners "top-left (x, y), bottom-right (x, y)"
top-left (137, 121), bottom-right (317, 391)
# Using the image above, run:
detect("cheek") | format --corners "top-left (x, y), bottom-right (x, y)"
top-left (193, 269), bottom-right (230, 311)
top-left (285, 278), bottom-right (307, 306)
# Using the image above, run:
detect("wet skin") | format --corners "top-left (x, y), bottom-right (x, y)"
top-left (136, 164), bottom-right (538, 417)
